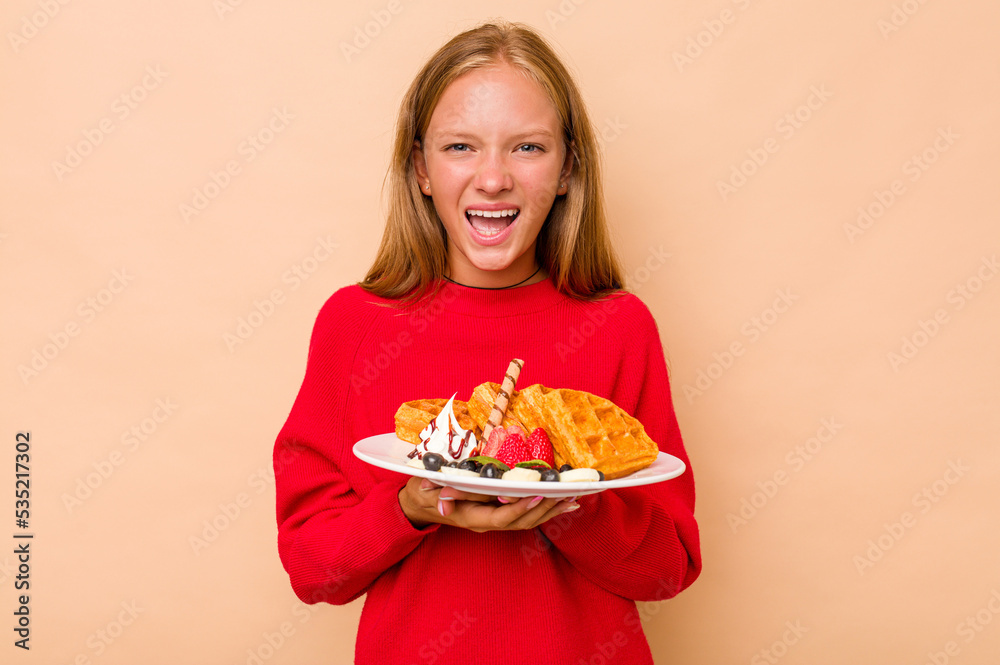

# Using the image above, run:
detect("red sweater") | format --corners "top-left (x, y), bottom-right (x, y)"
top-left (273, 278), bottom-right (701, 664)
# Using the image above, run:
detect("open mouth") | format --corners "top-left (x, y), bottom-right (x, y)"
top-left (465, 208), bottom-right (520, 237)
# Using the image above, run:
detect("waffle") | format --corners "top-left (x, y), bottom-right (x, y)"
top-left (393, 398), bottom-right (478, 445)
top-left (467, 382), bottom-right (659, 480)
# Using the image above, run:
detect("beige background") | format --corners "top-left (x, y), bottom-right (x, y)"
top-left (3, 1), bottom-right (999, 663)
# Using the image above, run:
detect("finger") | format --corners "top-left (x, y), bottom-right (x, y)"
top-left (437, 497), bottom-right (454, 518)
top-left (444, 496), bottom-right (540, 530)
top-left (507, 496), bottom-right (574, 530)
top-left (529, 498), bottom-right (580, 528)
top-left (442, 495), bottom-right (570, 531)
top-left (494, 495), bottom-right (561, 530)
top-left (437, 486), bottom-right (496, 503)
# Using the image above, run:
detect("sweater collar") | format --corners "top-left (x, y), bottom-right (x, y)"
top-left (430, 276), bottom-right (567, 316)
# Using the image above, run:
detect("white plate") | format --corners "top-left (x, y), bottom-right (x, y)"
top-left (352, 433), bottom-right (686, 498)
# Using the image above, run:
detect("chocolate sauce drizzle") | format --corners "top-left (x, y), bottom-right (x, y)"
top-left (409, 416), bottom-right (476, 460)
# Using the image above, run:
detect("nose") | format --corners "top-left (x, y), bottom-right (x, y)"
top-left (473, 151), bottom-right (513, 195)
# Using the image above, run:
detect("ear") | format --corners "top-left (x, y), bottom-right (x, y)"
top-left (555, 140), bottom-right (575, 195)
top-left (560, 139), bottom-right (576, 181)
top-left (412, 139), bottom-right (431, 193)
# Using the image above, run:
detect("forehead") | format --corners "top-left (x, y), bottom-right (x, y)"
top-left (427, 63), bottom-right (561, 136)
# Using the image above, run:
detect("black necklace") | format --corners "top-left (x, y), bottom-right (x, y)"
top-left (442, 266), bottom-right (542, 290)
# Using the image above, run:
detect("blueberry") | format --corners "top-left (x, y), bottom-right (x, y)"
top-left (446, 461), bottom-right (459, 468)
top-left (480, 463), bottom-right (501, 479)
top-left (457, 459), bottom-right (479, 472)
top-left (539, 469), bottom-right (560, 482)
top-left (559, 464), bottom-right (573, 473)
top-left (422, 453), bottom-right (444, 472)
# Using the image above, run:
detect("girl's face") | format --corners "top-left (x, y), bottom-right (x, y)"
top-left (413, 63), bottom-right (573, 287)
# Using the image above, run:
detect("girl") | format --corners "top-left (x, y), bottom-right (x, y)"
top-left (274, 20), bottom-right (701, 664)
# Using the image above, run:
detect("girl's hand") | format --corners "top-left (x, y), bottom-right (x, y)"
top-left (398, 476), bottom-right (578, 532)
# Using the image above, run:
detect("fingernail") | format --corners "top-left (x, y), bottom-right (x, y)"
top-left (437, 500), bottom-right (445, 516)
top-left (562, 502), bottom-right (580, 513)
top-left (529, 496), bottom-right (543, 508)
top-left (438, 496), bottom-right (454, 501)
top-left (497, 496), bottom-right (510, 504)
top-left (420, 479), bottom-right (436, 491)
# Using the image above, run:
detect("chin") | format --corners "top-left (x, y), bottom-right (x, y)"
top-left (464, 250), bottom-right (517, 272)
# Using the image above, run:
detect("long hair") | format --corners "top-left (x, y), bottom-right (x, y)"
top-left (361, 20), bottom-right (624, 300)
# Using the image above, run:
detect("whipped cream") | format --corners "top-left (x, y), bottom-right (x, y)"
top-left (414, 393), bottom-right (477, 462)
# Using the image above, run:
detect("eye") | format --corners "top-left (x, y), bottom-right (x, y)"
top-left (518, 144), bottom-right (544, 153)
top-left (445, 143), bottom-right (470, 152)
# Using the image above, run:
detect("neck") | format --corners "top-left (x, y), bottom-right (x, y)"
top-left (444, 252), bottom-right (546, 289)
top-left (443, 265), bottom-right (544, 290)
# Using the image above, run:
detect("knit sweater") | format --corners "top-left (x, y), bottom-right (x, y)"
top-left (273, 277), bottom-right (701, 665)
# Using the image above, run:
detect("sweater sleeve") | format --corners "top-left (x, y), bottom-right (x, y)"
top-left (538, 297), bottom-right (701, 601)
top-left (273, 290), bottom-right (439, 605)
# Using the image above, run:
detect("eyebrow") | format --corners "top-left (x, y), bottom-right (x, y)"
top-left (432, 129), bottom-right (556, 142)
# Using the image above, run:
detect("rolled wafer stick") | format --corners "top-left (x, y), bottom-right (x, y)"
top-left (481, 358), bottom-right (524, 442)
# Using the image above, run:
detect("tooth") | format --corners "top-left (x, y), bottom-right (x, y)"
top-left (466, 209), bottom-right (520, 219)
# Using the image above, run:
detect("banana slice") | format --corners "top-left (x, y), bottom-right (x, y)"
top-left (439, 466), bottom-right (480, 478)
top-left (559, 468), bottom-right (601, 482)
top-left (501, 467), bottom-right (542, 482)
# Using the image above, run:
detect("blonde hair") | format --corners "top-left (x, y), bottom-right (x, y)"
top-left (361, 19), bottom-right (624, 300)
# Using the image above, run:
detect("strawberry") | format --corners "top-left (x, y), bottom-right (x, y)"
top-left (526, 427), bottom-right (555, 467)
top-left (493, 428), bottom-right (531, 468)
top-left (480, 426), bottom-right (507, 459)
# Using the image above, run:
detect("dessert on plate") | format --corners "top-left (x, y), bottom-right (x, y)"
top-left (393, 359), bottom-right (659, 482)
